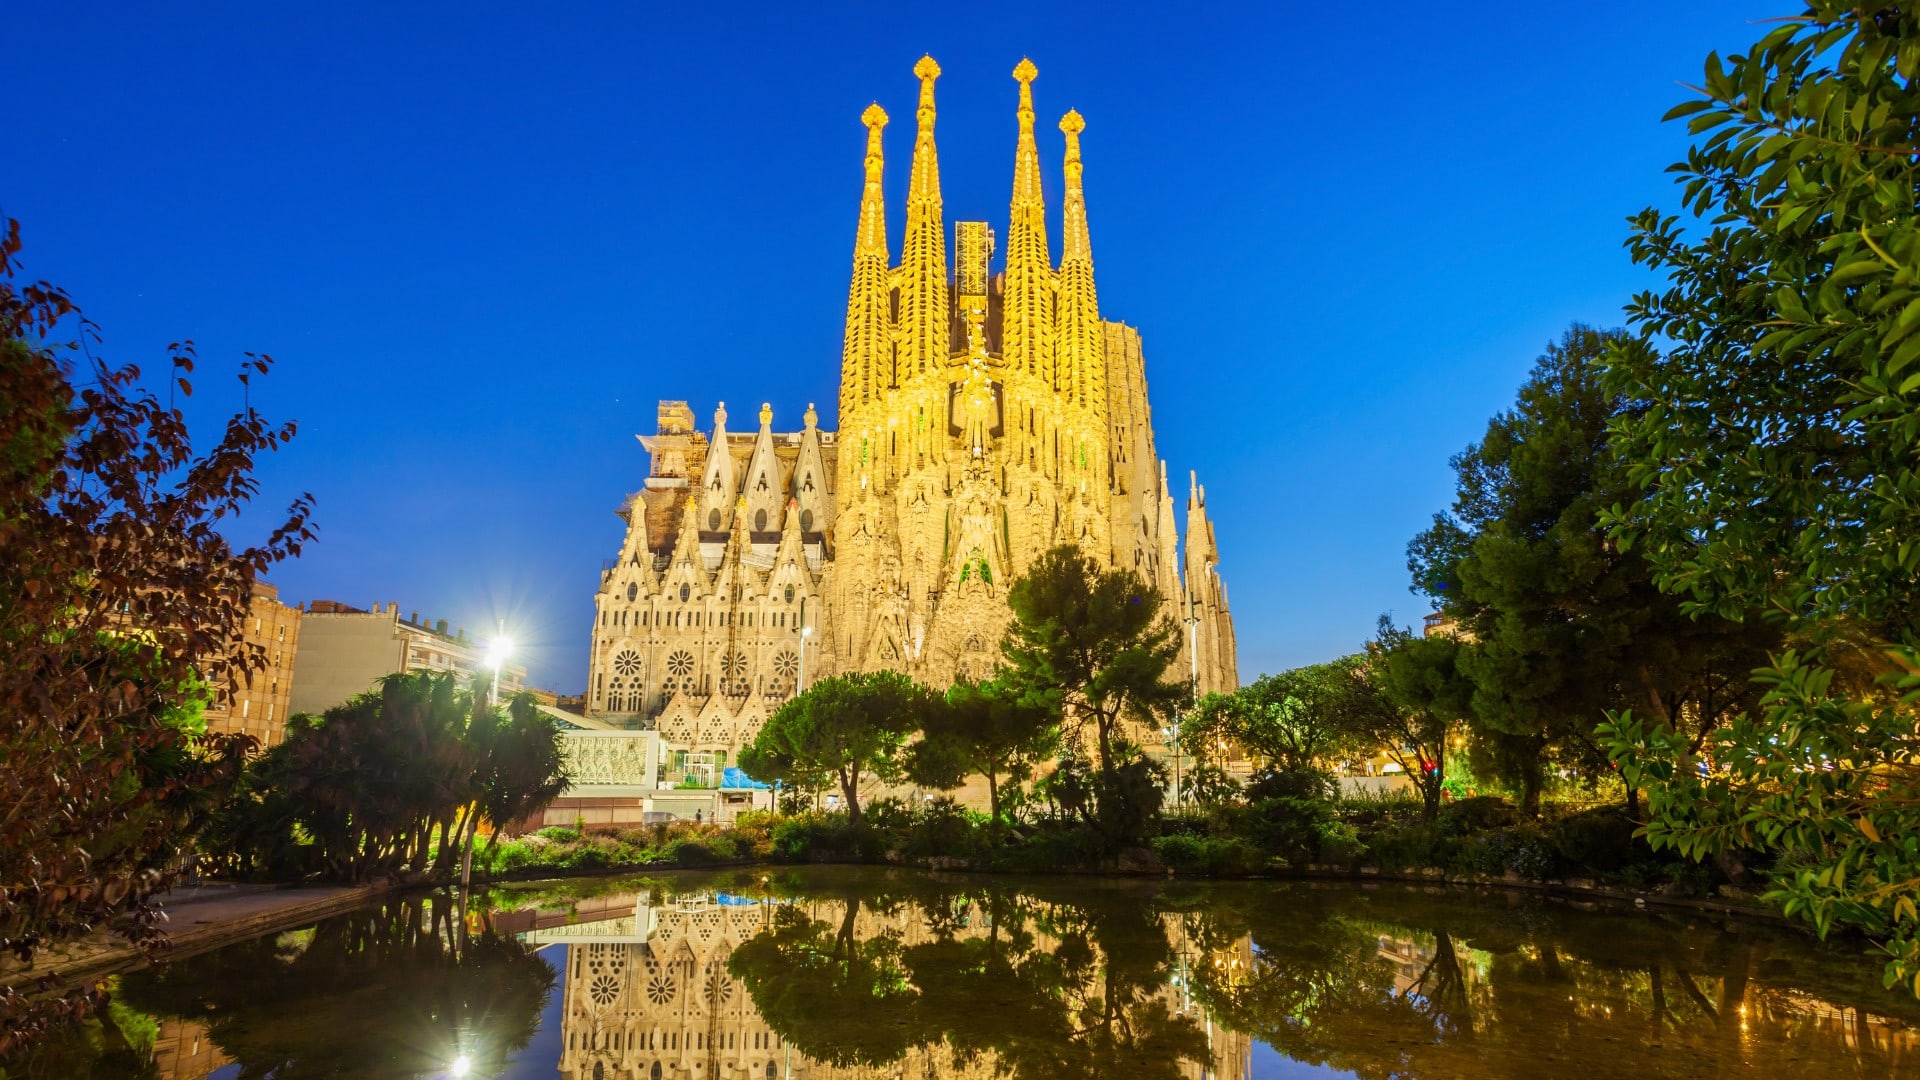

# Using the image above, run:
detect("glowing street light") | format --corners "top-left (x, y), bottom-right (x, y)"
top-left (486, 625), bottom-right (512, 707)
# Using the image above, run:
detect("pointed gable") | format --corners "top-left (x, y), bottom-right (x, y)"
top-left (697, 402), bottom-right (737, 534)
top-left (742, 403), bottom-right (784, 536)
top-left (792, 402), bottom-right (832, 536)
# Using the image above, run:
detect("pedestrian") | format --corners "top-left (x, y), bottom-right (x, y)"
top-left (695, 809), bottom-right (703, 825)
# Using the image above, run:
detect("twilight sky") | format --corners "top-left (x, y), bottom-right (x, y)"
top-left (9, 2), bottom-right (1766, 692)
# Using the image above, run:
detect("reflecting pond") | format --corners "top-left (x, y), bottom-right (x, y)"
top-left (17, 867), bottom-right (1920, 1078)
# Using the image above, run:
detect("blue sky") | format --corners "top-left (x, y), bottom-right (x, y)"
top-left (8, 2), bottom-right (1766, 691)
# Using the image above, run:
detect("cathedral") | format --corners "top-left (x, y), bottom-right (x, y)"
top-left (584, 56), bottom-right (1237, 761)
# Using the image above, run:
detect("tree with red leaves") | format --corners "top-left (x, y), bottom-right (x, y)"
top-left (0, 217), bottom-right (314, 1051)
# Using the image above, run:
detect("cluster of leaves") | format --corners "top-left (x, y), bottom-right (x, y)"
top-left (1595, 4), bottom-right (1920, 995)
top-left (739, 544), bottom-right (1184, 849)
top-left (1405, 325), bottom-right (1778, 815)
top-left (203, 671), bottom-right (569, 883)
top-left (0, 218), bottom-right (312, 1049)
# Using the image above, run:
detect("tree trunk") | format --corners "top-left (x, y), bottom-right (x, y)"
top-left (1423, 756), bottom-right (1444, 821)
top-left (1625, 779), bottom-right (1642, 818)
top-left (987, 765), bottom-right (1000, 824)
top-left (841, 767), bottom-right (861, 828)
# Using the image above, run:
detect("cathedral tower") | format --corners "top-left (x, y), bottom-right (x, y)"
top-left (587, 56), bottom-right (1238, 771)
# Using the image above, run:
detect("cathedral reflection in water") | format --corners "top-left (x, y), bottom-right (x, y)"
top-left (518, 890), bottom-right (1252, 1080)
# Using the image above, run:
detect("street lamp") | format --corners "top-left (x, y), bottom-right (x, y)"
top-left (486, 631), bottom-right (513, 707)
top-left (795, 596), bottom-right (812, 693)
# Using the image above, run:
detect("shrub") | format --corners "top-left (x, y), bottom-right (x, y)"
top-left (536, 826), bottom-right (581, 843)
top-left (902, 799), bottom-right (985, 860)
top-left (1363, 821), bottom-right (1451, 872)
top-left (1546, 807), bottom-right (1641, 874)
top-left (1246, 766), bottom-right (1332, 802)
top-left (1315, 820), bottom-right (1368, 869)
top-left (1453, 824), bottom-right (1558, 880)
top-left (1151, 834), bottom-right (1264, 876)
top-left (1437, 796), bottom-right (1518, 836)
top-left (1242, 796), bottom-right (1333, 866)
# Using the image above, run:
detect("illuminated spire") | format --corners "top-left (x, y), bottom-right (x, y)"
top-left (1057, 108), bottom-right (1104, 421)
top-left (898, 55), bottom-right (949, 381)
top-left (1002, 57), bottom-right (1053, 386)
top-left (838, 103), bottom-right (892, 424)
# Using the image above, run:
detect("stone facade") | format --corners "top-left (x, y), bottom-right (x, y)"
top-left (202, 581), bottom-right (302, 748)
top-left (584, 57), bottom-right (1237, 762)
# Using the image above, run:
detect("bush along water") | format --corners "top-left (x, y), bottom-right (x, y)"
top-left (469, 787), bottom-right (1725, 900)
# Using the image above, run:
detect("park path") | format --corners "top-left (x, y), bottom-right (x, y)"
top-left (4, 882), bottom-right (381, 990)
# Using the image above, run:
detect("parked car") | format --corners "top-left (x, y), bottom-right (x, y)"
top-left (641, 811), bottom-right (679, 826)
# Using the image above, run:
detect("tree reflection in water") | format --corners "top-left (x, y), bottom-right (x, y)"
top-left (109, 891), bottom-right (554, 1078)
top-left (726, 877), bottom-right (1211, 1078)
top-left (14, 872), bottom-right (1920, 1078)
top-left (1180, 883), bottom-right (1920, 1078)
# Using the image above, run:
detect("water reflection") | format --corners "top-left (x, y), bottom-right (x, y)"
top-left (515, 872), bottom-right (1917, 1079)
top-left (17, 872), bottom-right (1919, 1078)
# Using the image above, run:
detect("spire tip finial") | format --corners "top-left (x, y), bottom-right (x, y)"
top-left (1060, 108), bottom-right (1085, 136)
top-left (914, 54), bottom-right (941, 82)
top-left (862, 102), bottom-right (888, 129)
top-left (1013, 57), bottom-right (1037, 84)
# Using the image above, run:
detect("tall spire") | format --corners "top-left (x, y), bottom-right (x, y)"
top-left (1057, 108), bottom-right (1104, 418)
top-left (1002, 58), bottom-right (1053, 386)
top-left (898, 55), bottom-right (949, 382)
top-left (838, 103), bottom-right (892, 424)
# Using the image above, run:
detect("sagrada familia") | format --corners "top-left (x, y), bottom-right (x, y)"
top-left (584, 57), bottom-right (1237, 758)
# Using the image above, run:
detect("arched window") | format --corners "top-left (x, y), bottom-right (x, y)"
top-left (680, 584), bottom-right (691, 602)
top-left (800, 508), bottom-right (814, 532)
top-left (784, 585), bottom-right (795, 603)
top-left (708, 508), bottom-right (722, 530)
top-left (652, 1064), bottom-right (663, 1080)
top-left (754, 508), bottom-right (768, 531)
top-left (627, 583), bottom-right (638, 601)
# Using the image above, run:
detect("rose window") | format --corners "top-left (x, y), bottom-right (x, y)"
top-left (646, 970), bottom-right (678, 1005)
top-left (613, 650), bottom-right (642, 677)
top-left (771, 650), bottom-right (799, 695)
top-left (707, 969), bottom-right (733, 1005)
top-left (589, 974), bottom-right (620, 1007)
top-left (720, 650), bottom-right (749, 695)
top-left (667, 651), bottom-right (694, 677)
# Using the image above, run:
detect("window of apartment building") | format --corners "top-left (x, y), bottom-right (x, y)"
top-left (267, 703), bottom-right (275, 722)
top-left (241, 700), bottom-right (251, 718)
top-left (276, 625), bottom-right (285, 643)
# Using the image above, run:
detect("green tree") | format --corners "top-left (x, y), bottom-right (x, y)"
top-left (1002, 545), bottom-right (1184, 840)
top-left (1596, 5), bottom-right (1920, 994)
top-left (907, 677), bottom-right (1059, 823)
top-left (738, 670), bottom-right (935, 828)
top-left (1410, 325), bottom-right (1777, 813)
top-left (219, 671), bottom-right (565, 883)
top-left (0, 218), bottom-right (312, 1050)
top-left (473, 693), bottom-right (571, 852)
top-left (1363, 619), bottom-right (1470, 820)
top-left (1186, 664), bottom-right (1368, 788)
